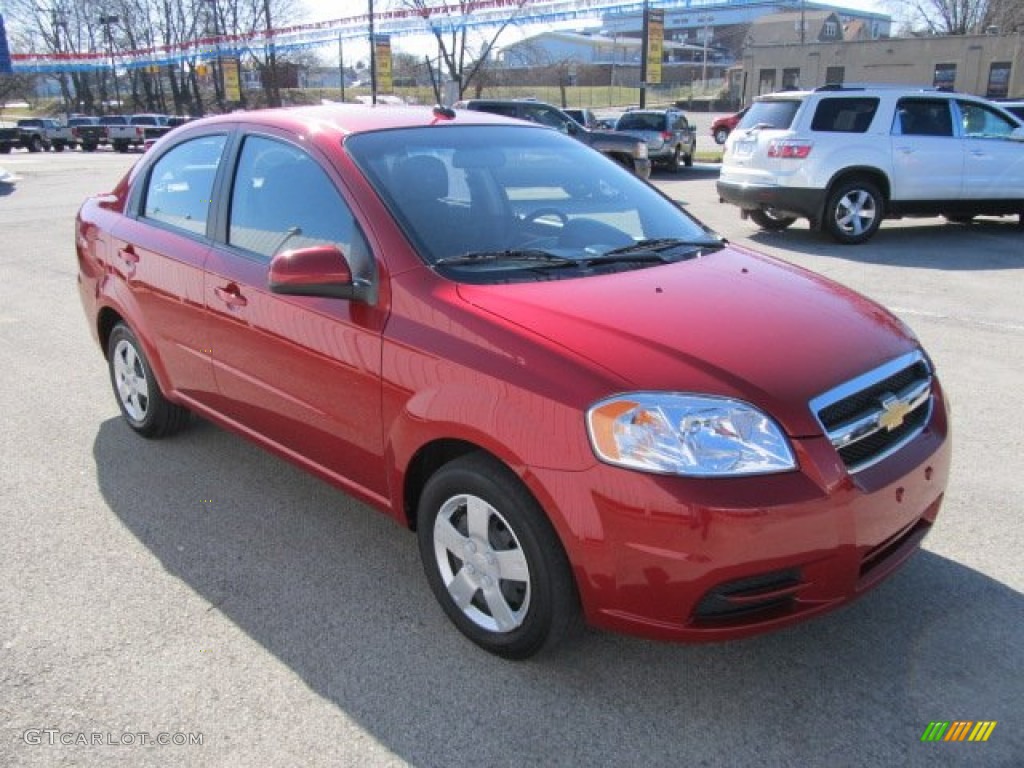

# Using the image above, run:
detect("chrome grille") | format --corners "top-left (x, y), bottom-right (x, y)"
top-left (810, 351), bottom-right (933, 473)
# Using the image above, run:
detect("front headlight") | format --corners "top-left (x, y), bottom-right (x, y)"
top-left (587, 393), bottom-right (796, 477)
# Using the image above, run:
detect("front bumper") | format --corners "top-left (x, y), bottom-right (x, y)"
top-left (717, 179), bottom-right (826, 222)
top-left (528, 384), bottom-right (951, 643)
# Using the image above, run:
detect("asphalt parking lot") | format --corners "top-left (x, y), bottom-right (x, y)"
top-left (1, 148), bottom-right (1021, 767)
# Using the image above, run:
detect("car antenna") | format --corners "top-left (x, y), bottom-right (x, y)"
top-left (426, 56), bottom-right (455, 119)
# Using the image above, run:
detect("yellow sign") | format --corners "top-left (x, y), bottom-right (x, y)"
top-left (220, 57), bottom-right (241, 102)
top-left (375, 35), bottom-right (392, 93)
top-left (646, 9), bottom-right (664, 85)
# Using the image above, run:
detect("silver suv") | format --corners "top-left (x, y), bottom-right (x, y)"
top-left (717, 85), bottom-right (1024, 243)
top-left (614, 109), bottom-right (697, 172)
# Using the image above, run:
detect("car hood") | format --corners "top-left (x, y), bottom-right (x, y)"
top-left (456, 246), bottom-right (917, 437)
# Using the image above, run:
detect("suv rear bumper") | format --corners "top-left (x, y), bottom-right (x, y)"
top-left (717, 180), bottom-right (824, 221)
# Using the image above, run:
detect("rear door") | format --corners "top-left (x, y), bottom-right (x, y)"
top-left (108, 132), bottom-right (228, 403)
top-left (890, 98), bottom-right (963, 201)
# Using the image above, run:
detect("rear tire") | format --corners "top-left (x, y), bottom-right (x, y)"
top-left (417, 453), bottom-right (579, 659)
top-left (824, 178), bottom-right (883, 244)
top-left (714, 128), bottom-right (730, 145)
top-left (107, 323), bottom-right (190, 438)
top-left (749, 208), bottom-right (797, 231)
top-left (28, 135), bottom-right (43, 153)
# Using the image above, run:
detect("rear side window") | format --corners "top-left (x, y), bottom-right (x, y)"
top-left (142, 134), bottom-right (227, 235)
top-left (739, 100), bottom-right (801, 130)
top-left (810, 98), bottom-right (878, 133)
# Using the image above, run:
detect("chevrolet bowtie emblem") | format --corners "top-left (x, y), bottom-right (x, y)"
top-left (878, 393), bottom-right (912, 432)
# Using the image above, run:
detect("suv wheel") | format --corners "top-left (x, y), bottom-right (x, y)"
top-left (824, 179), bottom-right (883, 244)
top-left (749, 208), bottom-right (797, 231)
top-left (669, 146), bottom-right (683, 173)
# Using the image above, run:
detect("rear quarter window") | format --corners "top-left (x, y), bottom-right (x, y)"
top-left (810, 98), bottom-right (879, 133)
top-left (739, 100), bottom-right (801, 130)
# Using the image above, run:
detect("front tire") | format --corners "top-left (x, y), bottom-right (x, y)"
top-left (417, 453), bottom-right (579, 659)
top-left (824, 179), bottom-right (883, 244)
top-left (107, 323), bottom-right (190, 438)
top-left (749, 207), bottom-right (797, 231)
top-left (714, 128), bottom-right (729, 145)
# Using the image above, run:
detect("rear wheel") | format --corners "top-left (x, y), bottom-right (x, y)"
top-left (669, 146), bottom-right (683, 173)
top-left (824, 178), bottom-right (883, 244)
top-left (749, 207), bottom-right (797, 231)
top-left (417, 453), bottom-right (579, 659)
top-left (107, 323), bottom-right (190, 438)
top-left (28, 135), bottom-right (43, 153)
top-left (714, 127), bottom-right (730, 145)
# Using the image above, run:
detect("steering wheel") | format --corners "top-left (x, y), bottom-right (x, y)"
top-left (522, 208), bottom-right (568, 227)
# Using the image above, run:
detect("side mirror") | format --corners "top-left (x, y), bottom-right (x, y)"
top-left (268, 245), bottom-right (376, 304)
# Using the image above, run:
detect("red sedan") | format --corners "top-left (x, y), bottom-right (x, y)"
top-left (77, 105), bottom-right (950, 658)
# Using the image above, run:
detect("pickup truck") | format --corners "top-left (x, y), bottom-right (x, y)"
top-left (48, 117), bottom-right (100, 151)
top-left (105, 114), bottom-right (172, 152)
top-left (8, 118), bottom-right (61, 152)
top-left (0, 122), bottom-right (17, 153)
top-left (453, 99), bottom-right (652, 179)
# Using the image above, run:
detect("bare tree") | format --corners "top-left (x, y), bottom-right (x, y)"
top-left (397, 0), bottom-right (531, 99)
top-left (887, 0), bottom-right (994, 35)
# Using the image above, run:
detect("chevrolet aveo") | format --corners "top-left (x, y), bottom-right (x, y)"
top-left (76, 105), bottom-right (951, 659)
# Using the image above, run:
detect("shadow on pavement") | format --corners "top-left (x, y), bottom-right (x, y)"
top-left (92, 417), bottom-right (1023, 766)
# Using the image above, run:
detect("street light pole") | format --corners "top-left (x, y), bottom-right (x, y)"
top-left (98, 14), bottom-right (121, 112)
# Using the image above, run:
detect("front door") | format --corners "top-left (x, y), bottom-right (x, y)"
top-left (204, 132), bottom-right (388, 500)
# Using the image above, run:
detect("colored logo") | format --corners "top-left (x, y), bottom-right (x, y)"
top-left (921, 721), bottom-right (997, 742)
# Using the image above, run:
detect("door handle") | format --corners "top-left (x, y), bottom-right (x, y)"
top-left (214, 284), bottom-right (248, 308)
top-left (115, 246), bottom-right (139, 276)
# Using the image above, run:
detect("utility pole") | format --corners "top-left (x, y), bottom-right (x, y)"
top-left (368, 0), bottom-right (377, 105)
top-left (338, 34), bottom-right (345, 102)
top-left (639, 0), bottom-right (648, 108)
top-left (99, 14), bottom-right (121, 112)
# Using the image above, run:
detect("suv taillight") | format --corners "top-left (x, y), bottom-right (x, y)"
top-left (660, 131), bottom-right (673, 141)
top-left (767, 139), bottom-right (813, 159)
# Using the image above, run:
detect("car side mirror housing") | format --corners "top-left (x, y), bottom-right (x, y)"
top-left (268, 245), bottom-right (376, 304)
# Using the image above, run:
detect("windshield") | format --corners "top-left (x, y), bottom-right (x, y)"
top-left (738, 100), bottom-right (802, 131)
top-left (346, 125), bottom-right (715, 283)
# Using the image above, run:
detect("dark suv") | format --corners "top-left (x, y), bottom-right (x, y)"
top-left (614, 109), bottom-right (697, 172)
top-left (454, 99), bottom-right (651, 179)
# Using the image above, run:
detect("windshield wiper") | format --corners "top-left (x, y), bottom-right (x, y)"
top-left (433, 249), bottom-right (578, 267)
top-left (593, 237), bottom-right (726, 264)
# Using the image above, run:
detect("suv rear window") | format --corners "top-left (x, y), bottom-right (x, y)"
top-left (739, 100), bottom-right (801, 130)
top-left (810, 98), bottom-right (878, 133)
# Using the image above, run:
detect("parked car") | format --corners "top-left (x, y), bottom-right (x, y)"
top-left (711, 106), bottom-right (749, 144)
top-left (613, 108), bottom-right (697, 172)
top-left (77, 104), bottom-right (950, 659)
top-left (454, 98), bottom-right (651, 179)
top-left (717, 84), bottom-right (1024, 243)
top-left (994, 99), bottom-right (1024, 122)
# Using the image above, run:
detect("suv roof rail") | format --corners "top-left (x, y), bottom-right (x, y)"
top-left (814, 82), bottom-right (940, 92)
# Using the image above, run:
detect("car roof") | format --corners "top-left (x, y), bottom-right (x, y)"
top-left (190, 104), bottom-right (525, 139)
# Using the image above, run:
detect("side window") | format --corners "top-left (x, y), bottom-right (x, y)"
top-left (530, 106), bottom-right (570, 130)
top-left (142, 134), bottom-right (227, 235)
top-left (228, 135), bottom-right (371, 280)
top-left (810, 98), bottom-right (878, 133)
top-left (893, 99), bottom-right (953, 137)
top-left (957, 101), bottom-right (1017, 139)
